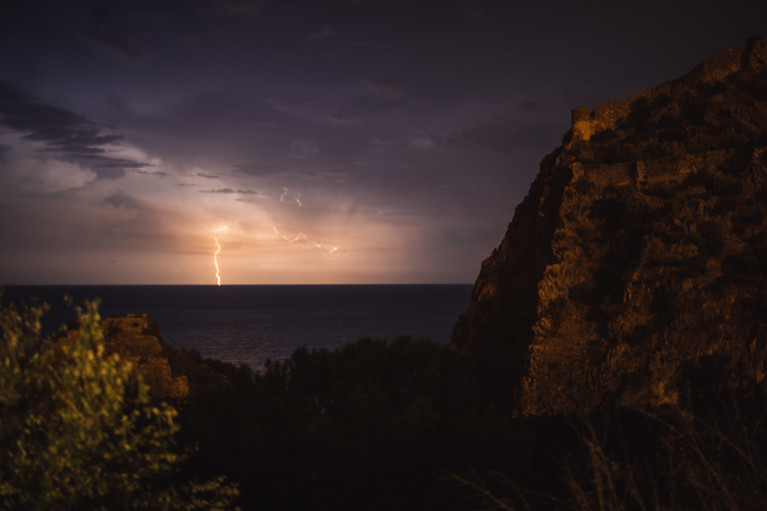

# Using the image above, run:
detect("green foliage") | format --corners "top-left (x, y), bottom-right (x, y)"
top-left (0, 298), bottom-right (238, 510)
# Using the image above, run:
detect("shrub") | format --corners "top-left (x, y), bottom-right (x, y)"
top-left (0, 297), bottom-right (238, 510)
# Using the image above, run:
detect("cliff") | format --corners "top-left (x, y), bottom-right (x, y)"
top-left (61, 313), bottom-right (190, 400)
top-left (451, 37), bottom-right (767, 415)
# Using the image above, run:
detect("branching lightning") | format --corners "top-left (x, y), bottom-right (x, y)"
top-left (272, 225), bottom-right (342, 257)
top-left (275, 188), bottom-right (346, 258)
top-left (279, 187), bottom-right (302, 207)
top-left (213, 225), bottom-right (229, 286)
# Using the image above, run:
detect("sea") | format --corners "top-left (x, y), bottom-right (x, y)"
top-left (2, 285), bottom-right (473, 372)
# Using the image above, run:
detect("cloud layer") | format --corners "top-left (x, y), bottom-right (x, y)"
top-left (1, 0), bottom-right (766, 283)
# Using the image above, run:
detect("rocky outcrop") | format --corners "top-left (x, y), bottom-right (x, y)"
top-left (451, 37), bottom-right (767, 415)
top-left (61, 313), bottom-right (190, 400)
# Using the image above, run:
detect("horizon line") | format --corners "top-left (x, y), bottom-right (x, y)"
top-left (2, 282), bottom-right (474, 287)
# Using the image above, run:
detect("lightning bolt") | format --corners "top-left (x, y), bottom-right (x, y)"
top-left (274, 189), bottom-right (345, 257)
top-left (272, 225), bottom-right (342, 257)
top-left (279, 187), bottom-right (303, 206)
top-left (213, 225), bottom-right (229, 286)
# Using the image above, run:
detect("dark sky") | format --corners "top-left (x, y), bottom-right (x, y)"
top-left (1, 0), bottom-right (765, 284)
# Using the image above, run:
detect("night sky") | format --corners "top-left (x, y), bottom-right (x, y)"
top-left (1, 0), bottom-right (765, 284)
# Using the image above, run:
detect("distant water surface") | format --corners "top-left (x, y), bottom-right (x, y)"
top-left (3, 285), bottom-right (473, 371)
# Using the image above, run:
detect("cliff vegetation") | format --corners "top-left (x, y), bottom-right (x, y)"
top-left (0, 298), bottom-right (238, 510)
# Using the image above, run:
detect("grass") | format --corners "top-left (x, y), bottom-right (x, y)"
top-left (463, 387), bottom-right (767, 511)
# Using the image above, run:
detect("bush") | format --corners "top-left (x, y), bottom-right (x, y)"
top-left (177, 336), bottom-right (530, 511)
top-left (0, 297), bottom-right (238, 510)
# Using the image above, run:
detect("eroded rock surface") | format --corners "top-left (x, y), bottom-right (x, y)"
top-left (61, 313), bottom-right (190, 400)
top-left (451, 37), bottom-right (767, 415)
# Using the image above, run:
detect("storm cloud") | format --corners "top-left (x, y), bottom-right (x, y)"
top-left (1, 0), bottom-right (765, 284)
top-left (0, 81), bottom-right (146, 176)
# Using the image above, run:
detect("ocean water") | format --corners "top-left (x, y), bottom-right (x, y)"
top-left (2, 285), bottom-right (473, 371)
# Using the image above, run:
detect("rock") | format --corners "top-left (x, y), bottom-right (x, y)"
top-left (61, 313), bottom-right (190, 401)
top-left (451, 37), bottom-right (767, 416)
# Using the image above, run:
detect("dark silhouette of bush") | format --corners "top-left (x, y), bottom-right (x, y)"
top-left (174, 337), bottom-right (534, 511)
top-left (461, 384), bottom-right (767, 511)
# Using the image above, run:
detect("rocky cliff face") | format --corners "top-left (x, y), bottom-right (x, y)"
top-left (451, 37), bottom-right (767, 416)
top-left (61, 313), bottom-right (190, 400)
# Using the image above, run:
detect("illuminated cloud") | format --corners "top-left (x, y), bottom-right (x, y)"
top-left (1, 0), bottom-right (764, 284)
top-left (200, 188), bottom-right (260, 195)
top-left (0, 134), bottom-right (97, 196)
top-left (13, 158), bottom-right (97, 193)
